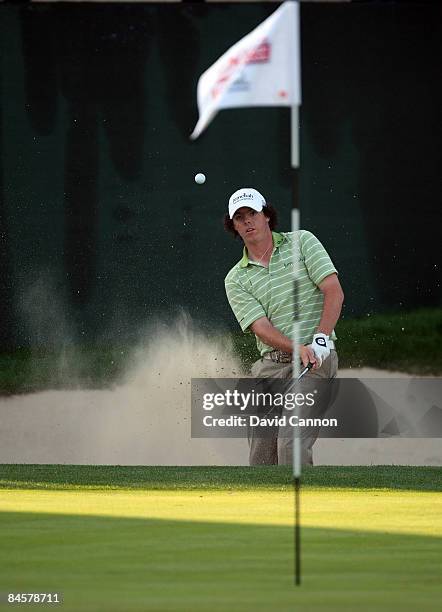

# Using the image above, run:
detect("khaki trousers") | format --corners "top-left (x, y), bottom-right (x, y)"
top-left (248, 351), bottom-right (338, 466)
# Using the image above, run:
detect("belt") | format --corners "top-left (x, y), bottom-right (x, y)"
top-left (263, 341), bottom-right (335, 364)
top-left (263, 350), bottom-right (292, 363)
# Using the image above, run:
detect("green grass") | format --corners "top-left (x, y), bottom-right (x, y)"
top-left (0, 466), bottom-right (441, 611)
top-left (0, 344), bottom-right (128, 396)
top-left (0, 465), bottom-right (441, 492)
top-left (0, 308), bottom-right (440, 395)
top-left (233, 307), bottom-right (442, 373)
top-left (335, 308), bottom-right (442, 373)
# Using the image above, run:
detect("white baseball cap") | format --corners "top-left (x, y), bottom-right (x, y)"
top-left (228, 188), bottom-right (266, 219)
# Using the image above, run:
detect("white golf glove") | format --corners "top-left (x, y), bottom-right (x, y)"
top-left (310, 333), bottom-right (330, 368)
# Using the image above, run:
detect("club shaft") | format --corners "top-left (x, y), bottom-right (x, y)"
top-left (298, 361), bottom-right (313, 380)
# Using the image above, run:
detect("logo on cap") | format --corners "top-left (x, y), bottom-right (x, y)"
top-left (232, 193), bottom-right (254, 205)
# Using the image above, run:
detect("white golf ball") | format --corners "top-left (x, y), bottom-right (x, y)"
top-left (194, 173), bottom-right (206, 185)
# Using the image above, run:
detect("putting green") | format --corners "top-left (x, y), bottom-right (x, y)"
top-left (1, 488), bottom-right (441, 535)
top-left (1, 486), bottom-right (441, 611)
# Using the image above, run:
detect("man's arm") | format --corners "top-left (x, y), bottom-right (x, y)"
top-left (315, 273), bottom-right (344, 335)
top-left (250, 317), bottom-right (292, 352)
top-left (250, 317), bottom-right (317, 367)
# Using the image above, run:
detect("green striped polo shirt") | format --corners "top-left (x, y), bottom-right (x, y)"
top-left (224, 231), bottom-right (338, 356)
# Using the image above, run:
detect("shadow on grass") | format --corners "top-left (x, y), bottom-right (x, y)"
top-left (0, 511), bottom-right (441, 612)
top-left (0, 465), bottom-right (441, 493)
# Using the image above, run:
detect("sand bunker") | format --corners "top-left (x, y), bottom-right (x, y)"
top-left (0, 321), bottom-right (439, 466)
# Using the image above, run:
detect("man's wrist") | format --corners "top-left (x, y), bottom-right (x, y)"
top-left (315, 328), bottom-right (330, 338)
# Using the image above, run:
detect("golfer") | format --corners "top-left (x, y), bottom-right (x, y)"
top-left (224, 188), bottom-right (344, 465)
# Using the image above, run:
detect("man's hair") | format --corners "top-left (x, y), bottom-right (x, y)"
top-left (223, 204), bottom-right (278, 238)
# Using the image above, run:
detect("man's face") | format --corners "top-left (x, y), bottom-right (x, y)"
top-left (232, 207), bottom-right (270, 242)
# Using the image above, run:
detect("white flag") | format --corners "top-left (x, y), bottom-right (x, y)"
top-left (190, 1), bottom-right (301, 140)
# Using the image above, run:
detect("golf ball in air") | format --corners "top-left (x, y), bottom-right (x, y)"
top-left (195, 173), bottom-right (206, 185)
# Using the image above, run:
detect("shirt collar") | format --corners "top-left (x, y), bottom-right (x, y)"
top-left (239, 231), bottom-right (286, 268)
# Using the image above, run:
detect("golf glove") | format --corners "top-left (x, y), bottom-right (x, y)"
top-left (310, 333), bottom-right (330, 368)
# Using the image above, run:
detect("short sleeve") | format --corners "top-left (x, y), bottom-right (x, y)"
top-left (300, 230), bottom-right (338, 286)
top-left (225, 276), bottom-right (267, 333)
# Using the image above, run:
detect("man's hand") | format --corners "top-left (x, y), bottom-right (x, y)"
top-left (299, 344), bottom-right (317, 369)
top-left (309, 333), bottom-right (330, 368)
top-left (250, 318), bottom-right (321, 369)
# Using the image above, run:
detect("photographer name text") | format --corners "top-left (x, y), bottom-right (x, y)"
top-left (202, 415), bottom-right (338, 428)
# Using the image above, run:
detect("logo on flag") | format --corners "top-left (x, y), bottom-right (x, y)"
top-left (246, 39), bottom-right (271, 64)
top-left (211, 39), bottom-right (272, 101)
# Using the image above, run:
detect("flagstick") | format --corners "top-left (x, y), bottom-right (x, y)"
top-left (291, 103), bottom-right (301, 586)
top-left (294, 470), bottom-right (301, 586)
top-left (189, 0), bottom-right (303, 586)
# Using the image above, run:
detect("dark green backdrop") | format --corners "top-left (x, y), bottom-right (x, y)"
top-left (0, 2), bottom-right (440, 349)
